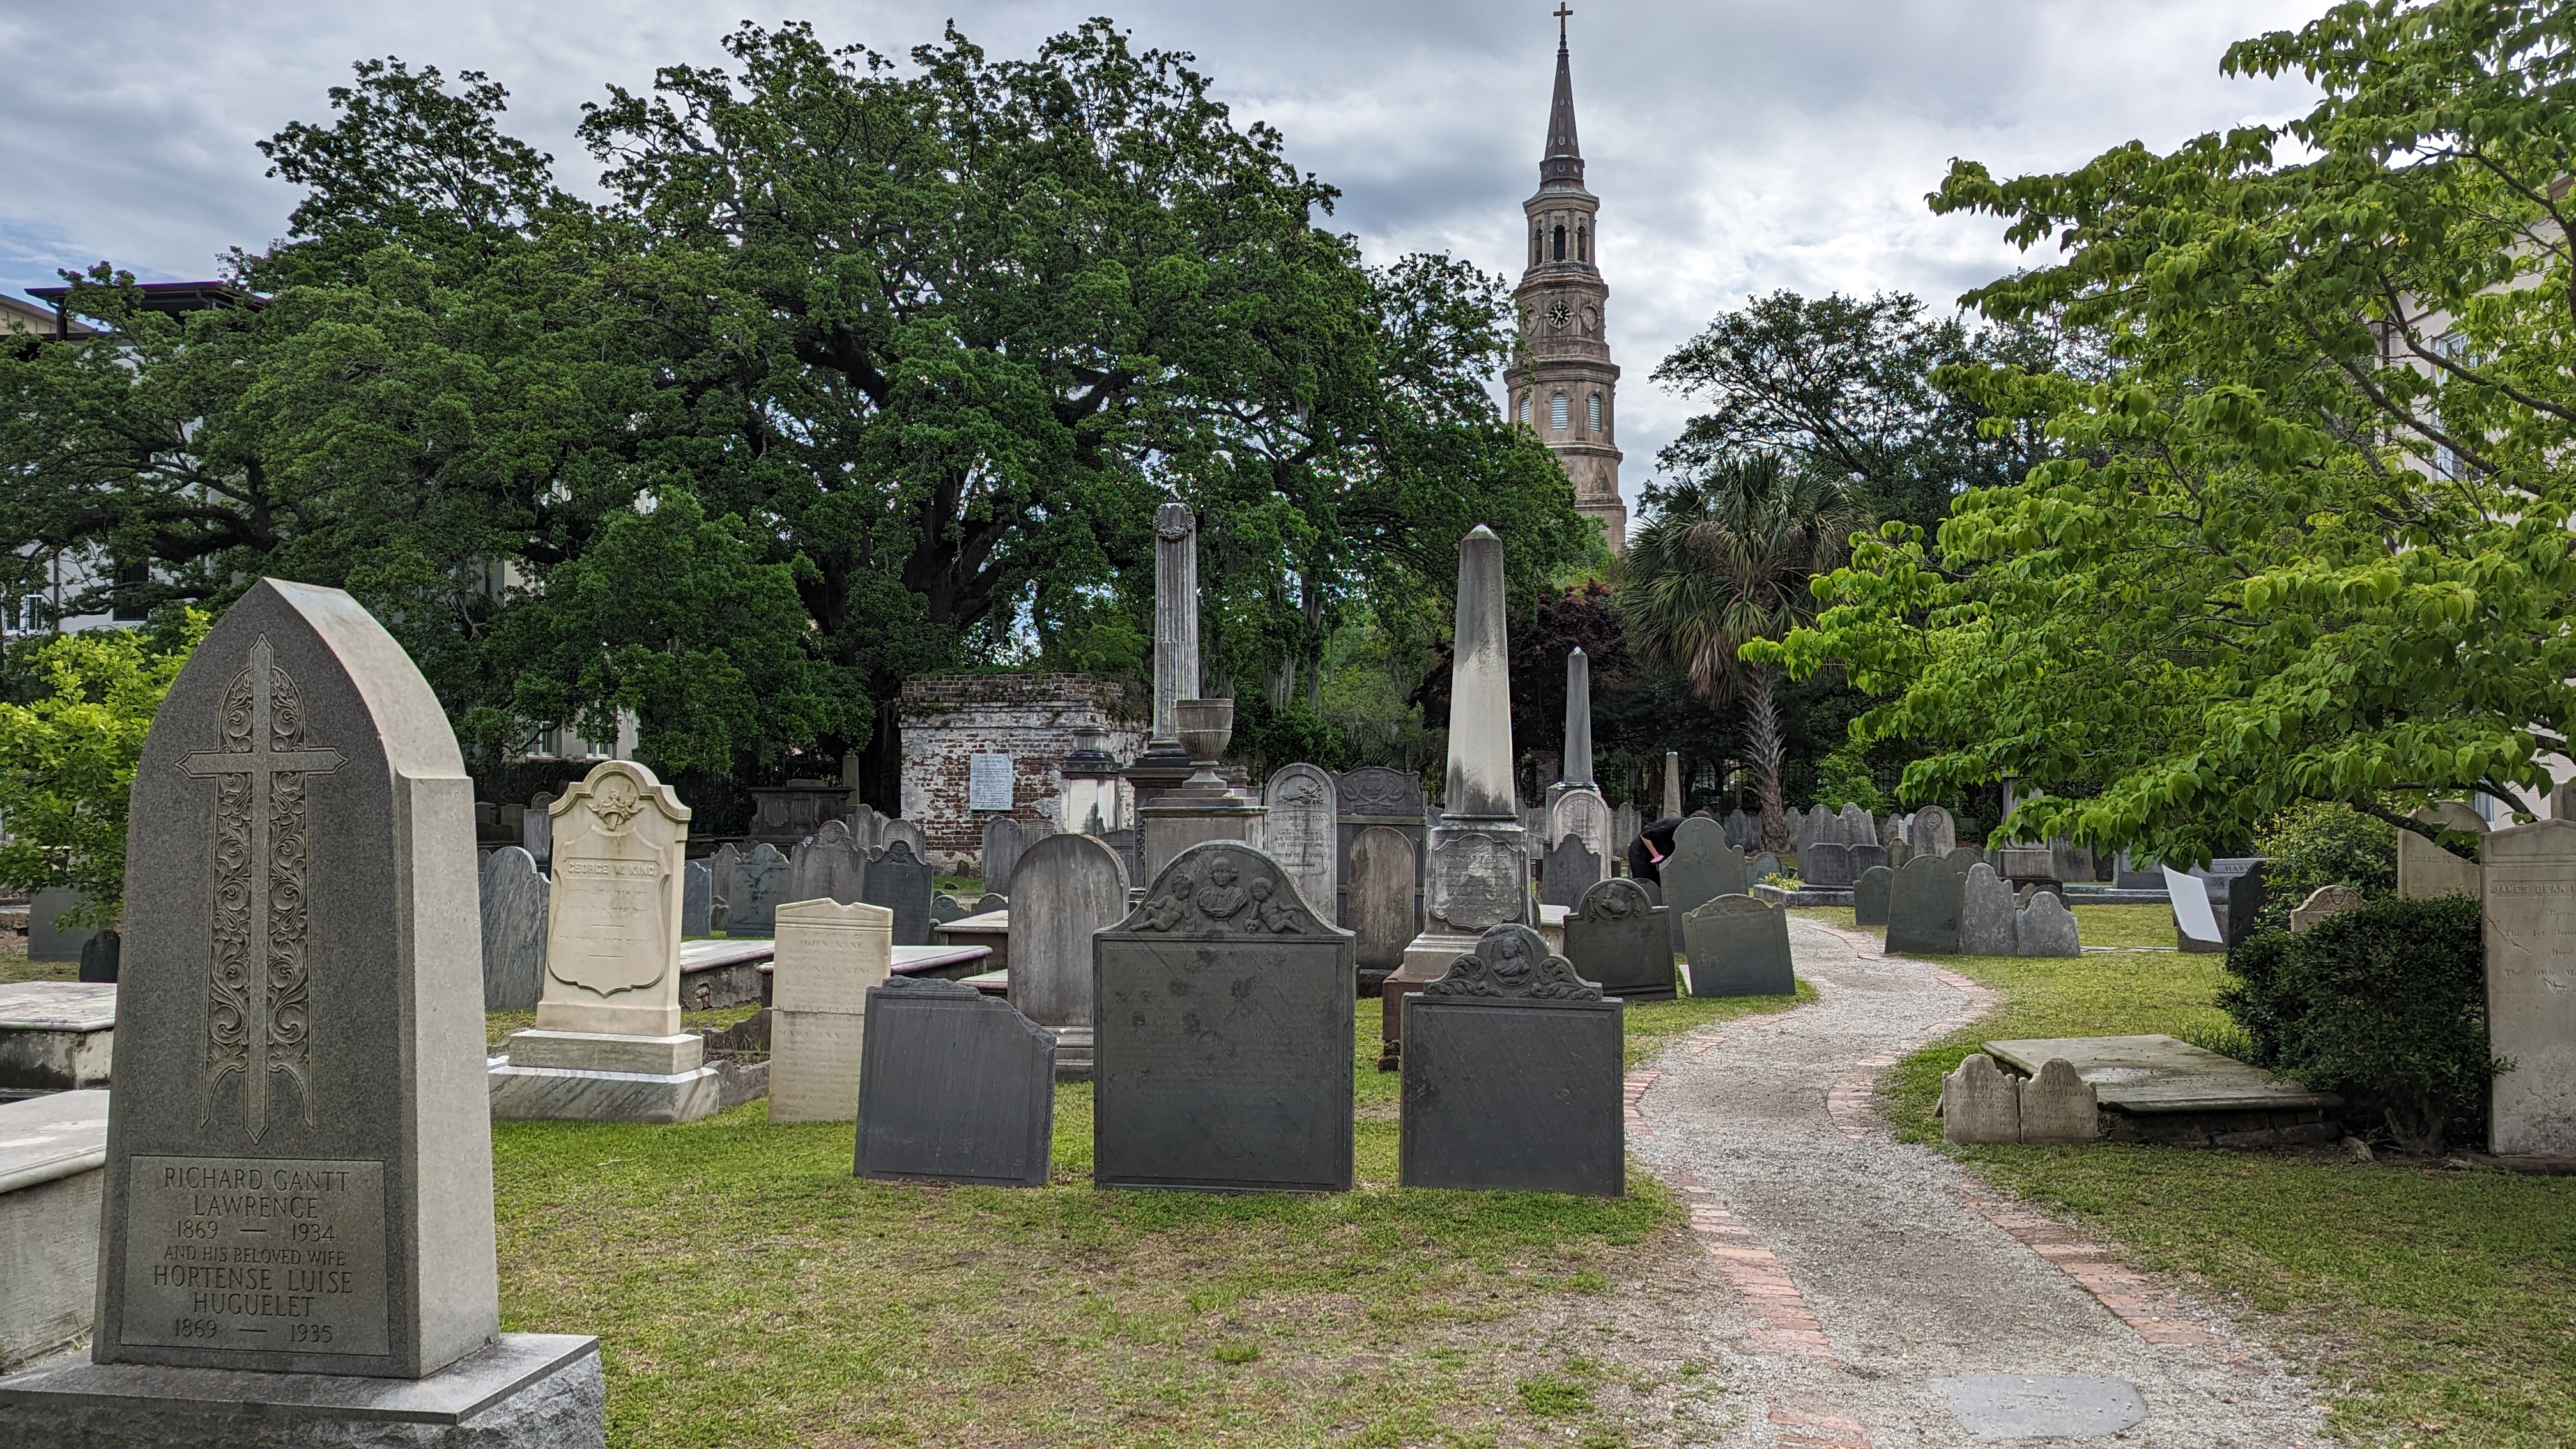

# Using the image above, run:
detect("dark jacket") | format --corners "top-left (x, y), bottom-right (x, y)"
top-left (1628, 816), bottom-right (1682, 885)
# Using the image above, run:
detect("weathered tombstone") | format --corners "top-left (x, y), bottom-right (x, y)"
top-left (2482, 820), bottom-right (2576, 1157)
top-left (1961, 863), bottom-right (2020, 956)
top-left (1564, 877), bottom-right (1673, 1000)
top-left (1100, 827), bottom-right (1144, 890)
top-left (1887, 855), bottom-right (1964, 955)
top-left (1612, 802), bottom-right (1641, 859)
top-left (4, 578), bottom-right (599, 1434)
top-left (876, 816), bottom-right (927, 861)
top-left (855, 978), bottom-right (1055, 1186)
top-left (1400, 924), bottom-right (1621, 1196)
top-left (1334, 765), bottom-right (1427, 928)
top-left (2400, 802), bottom-right (2487, 899)
top-left (862, 839), bottom-right (935, 946)
top-left (1848, 843), bottom-right (1889, 877)
top-left (2164, 867), bottom-right (2227, 953)
top-left (479, 846), bottom-right (549, 1011)
top-left (1853, 865), bottom-right (1894, 926)
top-left (2019, 1058), bottom-right (2100, 1143)
top-left (982, 815), bottom-right (1028, 893)
top-left (843, 801), bottom-right (885, 849)
top-left (1262, 763), bottom-right (1339, 916)
top-left (707, 894), bottom-right (729, 933)
top-left (1802, 841), bottom-right (1855, 889)
top-left (727, 842), bottom-right (788, 938)
top-left (2289, 884), bottom-right (2366, 934)
top-left (2019, 891), bottom-right (2083, 958)
top-left (2112, 850), bottom-right (2165, 891)
top-left (769, 898), bottom-right (894, 1123)
top-left (1009, 832), bottom-right (1130, 1078)
top-left (1681, 894), bottom-right (1795, 997)
top-left (523, 789), bottom-right (556, 868)
top-left (1792, 804), bottom-right (1828, 859)
top-left (976, 891), bottom-right (1008, 914)
top-left (24, 887), bottom-right (94, 963)
top-left (1660, 816), bottom-right (1735, 954)
top-left (1839, 803), bottom-right (1874, 847)
top-left (1724, 808), bottom-right (1754, 850)
top-left (1549, 786), bottom-right (1613, 870)
top-left (1941, 1054), bottom-right (2021, 1144)
top-left (1348, 825), bottom-right (1418, 988)
top-left (1913, 804), bottom-right (1958, 855)
top-left (1889, 839), bottom-right (1912, 869)
top-left (930, 894), bottom-right (970, 926)
top-left (2050, 836), bottom-right (2095, 884)
top-left (1997, 844), bottom-right (2055, 884)
top-left (709, 841), bottom-right (740, 906)
top-left (1540, 834), bottom-right (1604, 908)
top-left (788, 818), bottom-right (868, 906)
top-left (1947, 845), bottom-right (1988, 873)
top-left (1747, 850), bottom-right (1782, 885)
top-left (1094, 841), bottom-right (1353, 1192)
top-left (681, 859), bottom-right (712, 936)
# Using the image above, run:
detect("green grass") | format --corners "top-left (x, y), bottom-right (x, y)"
top-left (1813, 911), bottom-right (2576, 1445)
top-left (493, 987), bottom-right (1797, 1447)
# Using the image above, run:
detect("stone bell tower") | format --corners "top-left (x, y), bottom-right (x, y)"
top-left (1503, 12), bottom-right (1626, 551)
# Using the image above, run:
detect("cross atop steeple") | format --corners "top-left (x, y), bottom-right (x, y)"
top-left (1555, 3), bottom-right (1572, 37)
top-left (1540, 7), bottom-right (1584, 188)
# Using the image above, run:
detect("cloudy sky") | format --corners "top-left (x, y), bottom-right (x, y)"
top-left (0, 1), bottom-right (2329, 512)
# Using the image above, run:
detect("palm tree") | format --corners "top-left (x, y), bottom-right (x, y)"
top-left (1617, 454), bottom-right (1870, 851)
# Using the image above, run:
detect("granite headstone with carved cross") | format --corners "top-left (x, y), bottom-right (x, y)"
top-left (0, 578), bottom-right (602, 1442)
top-left (1400, 923), bottom-right (1623, 1196)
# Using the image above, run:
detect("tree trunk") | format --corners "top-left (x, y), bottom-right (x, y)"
top-left (859, 693), bottom-right (905, 815)
top-left (1746, 668), bottom-right (1790, 852)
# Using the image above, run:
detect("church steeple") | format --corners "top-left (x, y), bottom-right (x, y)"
top-left (1506, 10), bottom-right (1625, 551)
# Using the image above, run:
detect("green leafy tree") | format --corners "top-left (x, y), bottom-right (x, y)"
top-left (1764, 0), bottom-right (2576, 864)
top-left (0, 613), bottom-right (206, 925)
top-left (1620, 456), bottom-right (1867, 849)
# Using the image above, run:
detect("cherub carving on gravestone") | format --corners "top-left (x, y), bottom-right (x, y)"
top-left (1425, 923), bottom-right (1602, 1000)
top-left (1245, 877), bottom-right (1307, 934)
top-left (1130, 848), bottom-right (1301, 935)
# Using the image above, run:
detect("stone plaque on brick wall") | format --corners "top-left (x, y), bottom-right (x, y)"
top-left (969, 753), bottom-right (1014, 811)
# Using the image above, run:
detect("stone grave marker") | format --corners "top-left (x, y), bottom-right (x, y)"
top-left (1612, 802), bottom-right (1641, 859)
top-left (1094, 841), bottom-right (1353, 1192)
top-left (1540, 834), bottom-right (1604, 908)
top-left (983, 816), bottom-right (1029, 893)
top-left (1887, 856), bottom-right (1964, 955)
top-left (1803, 841), bottom-right (1854, 889)
top-left (2401, 802), bottom-right (2487, 899)
top-left (1961, 863), bottom-right (2019, 956)
top-left (25, 887), bottom-right (93, 963)
top-left (930, 894), bottom-right (970, 926)
top-left (2483, 820), bottom-right (2576, 1157)
top-left (1724, 808), bottom-right (1754, 850)
top-left (976, 891), bottom-right (1008, 914)
top-left (2019, 1059), bottom-right (2100, 1142)
top-left (1840, 803), bottom-right (1874, 846)
top-left (1792, 804), bottom-right (1827, 859)
top-left (1854, 865), bottom-right (1894, 926)
top-left (769, 898), bottom-right (895, 1122)
top-left (1681, 894), bottom-right (1795, 997)
top-left (855, 978), bottom-right (1055, 1187)
top-left (2020, 891), bottom-right (2083, 957)
top-left (529, 761), bottom-right (691, 1038)
top-left (1848, 843), bottom-right (1889, 877)
top-left (1399, 924), bottom-right (1622, 1196)
top-left (708, 842), bottom-right (740, 906)
top-left (1564, 877), bottom-right (1672, 1000)
top-left (730, 842), bottom-right (788, 937)
top-left (1008, 832), bottom-right (1130, 1078)
top-left (1348, 825), bottom-right (1417, 988)
top-left (1262, 763), bottom-right (1339, 916)
top-left (845, 801), bottom-right (885, 848)
top-left (2165, 867), bottom-right (2227, 952)
top-left (1335, 766), bottom-right (1426, 928)
top-left (1660, 816), bottom-right (1735, 954)
top-left (1747, 851), bottom-right (1782, 885)
top-left (1913, 804), bottom-right (1958, 855)
top-left (862, 839), bottom-right (936, 946)
top-left (682, 859), bottom-right (712, 936)
top-left (788, 818), bottom-right (868, 906)
top-left (877, 816), bottom-right (928, 861)
top-left (6, 578), bottom-right (599, 1436)
top-left (2289, 884), bottom-right (2365, 934)
top-left (479, 846), bottom-right (549, 1011)
top-left (523, 789), bottom-right (555, 867)
top-left (1549, 786), bottom-right (1613, 868)
top-left (1941, 1054), bottom-right (2020, 1144)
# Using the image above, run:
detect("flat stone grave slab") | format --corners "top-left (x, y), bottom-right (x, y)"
top-left (960, 969), bottom-right (1009, 997)
top-left (0, 1089), bottom-right (110, 1367)
top-left (1984, 1034), bottom-right (2340, 1114)
top-left (1929, 1374), bottom-right (2147, 1441)
top-left (887, 944), bottom-right (995, 981)
top-left (1400, 926), bottom-right (1622, 1197)
top-left (856, 979), bottom-right (1055, 1187)
top-left (677, 938), bottom-right (773, 1011)
top-left (0, 981), bottom-right (116, 1092)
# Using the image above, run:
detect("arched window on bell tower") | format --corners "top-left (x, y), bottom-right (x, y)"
top-left (1530, 223), bottom-right (1542, 268)
top-left (1518, 394), bottom-right (1531, 425)
top-left (1577, 222), bottom-right (1588, 263)
top-left (1588, 392), bottom-right (1602, 434)
top-left (1553, 224), bottom-right (1566, 261)
top-left (1551, 392), bottom-right (1569, 430)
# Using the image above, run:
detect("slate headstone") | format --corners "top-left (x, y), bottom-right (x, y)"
top-left (523, 790), bottom-right (555, 868)
top-left (1348, 825), bottom-right (1418, 982)
top-left (1660, 816), bottom-right (1736, 954)
top-left (976, 891), bottom-right (1008, 914)
top-left (681, 859), bottom-right (712, 937)
top-left (1725, 808), bottom-right (1755, 850)
top-left (1792, 804), bottom-right (1828, 859)
top-left (1747, 851), bottom-right (1782, 885)
top-left (1848, 843), bottom-right (1889, 877)
top-left (1913, 804), bottom-right (1958, 855)
top-left (1802, 841), bottom-right (1855, 889)
top-left (709, 842), bottom-right (740, 905)
top-left (1094, 840), bottom-right (1354, 1192)
top-left (1564, 877), bottom-right (1673, 1000)
top-left (479, 846), bottom-right (549, 1011)
top-left (24, 887), bottom-right (93, 963)
top-left (862, 839), bottom-right (936, 946)
top-left (1961, 862), bottom-right (2020, 956)
top-left (1947, 845), bottom-right (1988, 873)
top-left (2020, 892), bottom-right (2083, 957)
top-left (1839, 803), bottom-right (1874, 847)
top-left (930, 894), bottom-right (970, 926)
top-left (1009, 832), bottom-right (1130, 1078)
top-left (1540, 834), bottom-right (1604, 909)
top-left (1334, 765), bottom-right (1427, 927)
top-left (730, 842), bottom-right (788, 938)
top-left (982, 816), bottom-right (1028, 892)
top-left (1262, 763), bottom-right (1339, 916)
top-left (788, 818), bottom-right (868, 906)
top-left (855, 977), bottom-right (1056, 1186)
top-left (877, 816), bottom-right (928, 862)
top-left (1680, 894), bottom-right (1795, 997)
top-left (1400, 923), bottom-right (1622, 1197)
top-left (1887, 855), bottom-right (1964, 955)
top-left (1853, 865), bottom-right (1894, 926)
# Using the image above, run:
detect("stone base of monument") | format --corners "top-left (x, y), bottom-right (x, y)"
top-left (1376, 930), bottom-right (1481, 1070)
top-left (0, 1090), bottom-right (107, 1369)
top-left (487, 1029), bottom-right (746, 1123)
top-left (0, 1333), bottom-right (604, 1448)
top-left (0, 982), bottom-right (117, 1092)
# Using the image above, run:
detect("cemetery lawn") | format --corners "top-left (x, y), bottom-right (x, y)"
top-left (1813, 912), bottom-right (2576, 1446)
top-left (486, 986), bottom-right (1802, 1446)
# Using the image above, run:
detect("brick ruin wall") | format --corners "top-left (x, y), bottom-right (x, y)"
top-left (898, 673), bottom-right (1147, 871)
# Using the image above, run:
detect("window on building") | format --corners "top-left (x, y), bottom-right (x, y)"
top-left (1531, 224), bottom-right (1542, 267)
top-left (1517, 394), bottom-right (1531, 425)
top-left (1588, 393), bottom-right (1602, 433)
top-left (1553, 224), bottom-right (1566, 261)
top-left (111, 559), bottom-right (149, 623)
top-left (1550, 392), bottom-right (1568, 430)
top-left (1577, 223), bottom-right (1588, 262)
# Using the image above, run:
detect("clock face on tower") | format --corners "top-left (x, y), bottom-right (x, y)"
top-left (1545, 300), bottom-right (1572, 330)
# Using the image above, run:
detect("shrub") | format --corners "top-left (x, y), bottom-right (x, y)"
top-left (2249, 801), bottom-right (2397, 933)
top-left (2219, 894), bottom-right (2497, 1155)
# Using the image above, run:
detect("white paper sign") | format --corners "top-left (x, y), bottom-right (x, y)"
top-left (2163, 866), bottom-right (2223, 946)
top-left (969, 753), bottom-right (1014, 811)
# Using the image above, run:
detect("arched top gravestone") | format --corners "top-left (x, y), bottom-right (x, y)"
top-left (480, 845), bottom-right (548, 1011)
top-left (730, 842), bottom-right (788, 938)
top-left (542, 758), bottom-right (692, 1037)
top-left (1565, 877), bottom-right (1673, 1000)
top-left (1262, 763), bottom-right (1339, 916)
top-left (1913, 804), bottom-right (1958, 855)
top-left (789, 817), bottom-right (868, 907)
top-left (1424, 923), bottom-right (1600, 1000)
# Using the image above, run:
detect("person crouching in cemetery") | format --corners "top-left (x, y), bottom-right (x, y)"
top-left (1629, 816), bottom-right (1681, 885)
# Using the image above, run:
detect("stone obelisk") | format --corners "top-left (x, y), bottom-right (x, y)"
top-left (1124, 494), bottom-right (1200, 812)
top-left (1547, 648), bottom-right (1611, 868)
top-left (1663, 750), bottom-right (1684, 818)
top-left (1378, 526), bottom-right (1530, 1068)
top-left (1563, 647), bottom-right (1595, 790)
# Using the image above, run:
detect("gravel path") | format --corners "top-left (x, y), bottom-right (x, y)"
top-left (1629, 917), bottom-right (2330, 1446)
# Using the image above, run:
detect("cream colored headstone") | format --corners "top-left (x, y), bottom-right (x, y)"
top-left (2398, 802), bottom-right (2487, 900)
top-left (769, 898), bottom-right (895, 1123)
top-left (1549, 786), bottom-right (1612, 866)
top-left (1940, 1054), bottom-right (2020, 1144)
top-left (536, 759), bottom-right (691, 1036)
top-left (2288, 884), bottom-right (2366, 935)
top-left (2482, 820), bottom-right (2576, 1157)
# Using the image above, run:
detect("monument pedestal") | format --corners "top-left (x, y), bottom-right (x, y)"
top-left (0, 1333), bottom-right (604, 1448)
top-left (1138, 773), bottom-right (1266, 882)
top-left (489, 1029), bottom-right (727, 1123)
top-left (1378, 816), bottom-right (1530, 1070)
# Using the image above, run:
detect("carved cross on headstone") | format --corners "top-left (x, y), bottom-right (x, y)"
top-left (180, 634), bottom-right (344, 1140)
